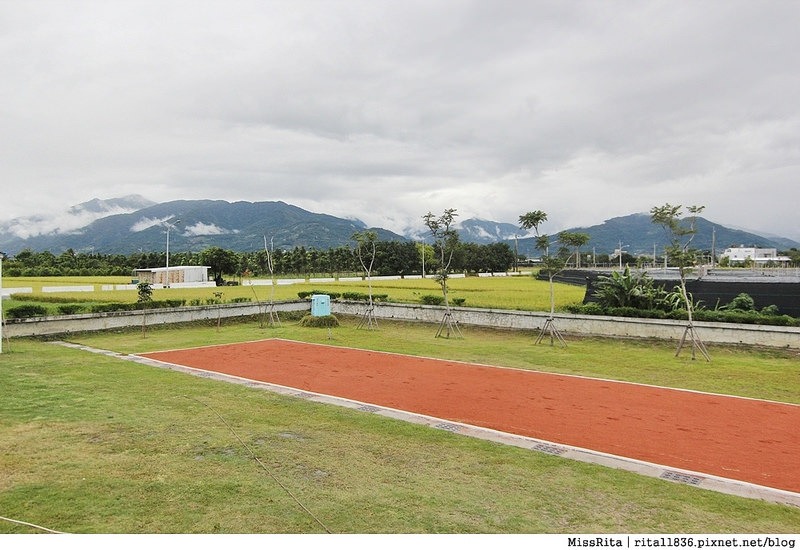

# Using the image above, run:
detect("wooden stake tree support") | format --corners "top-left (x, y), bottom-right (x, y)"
top-left (357, 304), bottom-right (378, 330)
top-left (435, 309), bottom-right (463, 339)
top-left (676, 323), bottom-right (711, 361)
top-left (536, 317), bottom-right (566, 347)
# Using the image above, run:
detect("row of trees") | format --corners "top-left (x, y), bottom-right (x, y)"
top-left (3, 240), bottom-right (517, 280)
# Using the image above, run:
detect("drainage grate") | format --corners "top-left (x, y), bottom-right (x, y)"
top-left (358, 405), bottom-right (381, 413)
top-left (433, 422), bottom-right (461, 433)
top-left (533, 443), bottom-right (567, 455)
top-left (661, 470), bottom-right (703, 485)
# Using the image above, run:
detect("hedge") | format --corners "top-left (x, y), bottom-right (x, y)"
top-left (5, 304), bottom-right (49, 319)
top-left (299, 314), bottom-right (340, 328)
top-left (565, 303), bottom-right (800, 327)
top-left (297, 290), bottom-right (342, 300)
top-left (89, 300), bottom-right (187, 313)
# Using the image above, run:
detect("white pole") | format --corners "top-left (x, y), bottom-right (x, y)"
top-left (421, 239), bottom-right (425, 278)
top-left (165, 225), bottom-right (170, 288)
top-left (165, 219), bottom-right (180, 288)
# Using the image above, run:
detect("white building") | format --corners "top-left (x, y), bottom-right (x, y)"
top-left (134, 266), bottom-right (211, 286)
top-left (719, 247), bottom-right (790, 266)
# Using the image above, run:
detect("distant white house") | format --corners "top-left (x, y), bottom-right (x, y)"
top-left (719, 246), bottom-right (790, 266)
top-left (134, 266), bottom-right (211, 286)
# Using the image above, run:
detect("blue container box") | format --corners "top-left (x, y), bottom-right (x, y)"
top-left (311, 294), bottom-right (331, 317)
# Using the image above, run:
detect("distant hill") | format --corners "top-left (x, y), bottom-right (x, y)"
top-left (2, 199), bottom-right (797, 257)
top-left (0, 199), bottom-right (406, 255)
top-left (511, 213), bottom-right (800, 258)
top-left (0, 194), bottom-right (156, 242)
top-left (454, 218), bottom-right (522, 244)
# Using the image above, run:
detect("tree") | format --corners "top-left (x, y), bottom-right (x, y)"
top-left (593, 267), bottom-right (667, 310)
top-left (558, 231), bottom-right (590, 268)
top-left (423, 208), bottom-right (462, 338)
top-left (199, 246), bottom-right (239, 286)
top-left (650, 203), bottom-right (710, 361)
top-left (352, 230), bottom-right (379, 329)
top-left (137, 281), bottom-right (153, 338)
top-left (260, 236), bottom-right (281, 327)
top-left (519, 210), bottom-right (567, 346)
top-left (136, 281), bottom-right (153, 304)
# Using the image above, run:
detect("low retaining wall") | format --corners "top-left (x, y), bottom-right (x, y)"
top-left (3, 300), bottom-right (309, 338)
top-left (4, 299), bottom-right (798, 349)
top-left (332, 302), bottom-right (800, 349)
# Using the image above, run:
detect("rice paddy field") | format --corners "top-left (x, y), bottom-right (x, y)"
top-left (1, 273), bottom-right (587, 314)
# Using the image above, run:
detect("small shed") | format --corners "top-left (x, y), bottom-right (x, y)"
top-left (134, 266), bottom-right (211, 286)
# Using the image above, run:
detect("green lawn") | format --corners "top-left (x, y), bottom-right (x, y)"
top-left (1, 315), bottom-right (799, 534)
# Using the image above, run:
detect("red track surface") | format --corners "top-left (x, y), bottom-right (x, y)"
top-left (142, 339), bottom-right (800, 493)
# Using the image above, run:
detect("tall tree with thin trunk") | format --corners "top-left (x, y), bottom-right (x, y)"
top-left (519, 210), bottom-right (568, 346)
top-left (423, 208), bottom-right (462, 338)
top-left (352, 230), bottom-right (378, 329)
top-left (650, 203), bottom-right (710, 361)
top-left (558, 231), bottom-right (590, 268)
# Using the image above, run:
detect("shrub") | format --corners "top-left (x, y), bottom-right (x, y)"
top-left (760, 304), bottom-right (780, 316)
top-left (724, 293), bottom-right (756, 312)
top-left (341, 292), bottom-right (369, 301)
top-left (299, 314), bottom-right (339, 328)
top-left (90, 300), bottom-right (186, 313)
top-left (451, 298), bottom-right (466, 306)
top-left (6, 304), bottom-right (49, 319)
top-left (420, 295), bottom-right (445, 306)
top-left (57, 304), bottom-right (85, 315)
top-left (606, 306), bottom-right (644, 319)
top-left (230, 297), bottom-right (252, 303)
top-left (91, 303), bottom-right (136, 313)
top-left (297, 290), bottom-right (342, 300)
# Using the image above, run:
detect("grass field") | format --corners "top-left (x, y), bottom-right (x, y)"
top-left (2, 314), bottom-right (799, 534)
top-left (2, 274), bottom-right (587, 314)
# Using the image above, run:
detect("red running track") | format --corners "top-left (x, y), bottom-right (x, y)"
top-left (142, 339), bottom-right (800, 493)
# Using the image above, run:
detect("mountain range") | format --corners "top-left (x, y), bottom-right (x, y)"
top-left (0, 196), bottom-right (797, 257)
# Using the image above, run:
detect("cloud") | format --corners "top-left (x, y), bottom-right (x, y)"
top-left (130, 217), bottom-right (173, 233)
top-left (182, 222), bottom-right (239, 236)
top-left (2, 1), bottom-right (800, 240)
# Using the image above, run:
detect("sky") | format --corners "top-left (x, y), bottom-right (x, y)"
top-left (2, 0), bottom-right (799, 240)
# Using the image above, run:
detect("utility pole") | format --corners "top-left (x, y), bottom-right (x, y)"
top-left (165, 219), bottom-right (181, 288)
top-left (711, 226), bottom-right (716, 268)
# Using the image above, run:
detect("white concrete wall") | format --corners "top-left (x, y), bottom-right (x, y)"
top-left (5, 298), bottom-right (799, 349)
top-left (3, 300), bottom-right (310, 338)
top-left (1, 287), bottom-right (33, 296)
top-left (331, 301), bottom-right (800, 349)
top-left (43, 286), bottom-right (95, 293)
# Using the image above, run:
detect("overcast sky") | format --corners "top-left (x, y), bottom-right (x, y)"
top-left (2, 0), bottom-right (799, 239)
